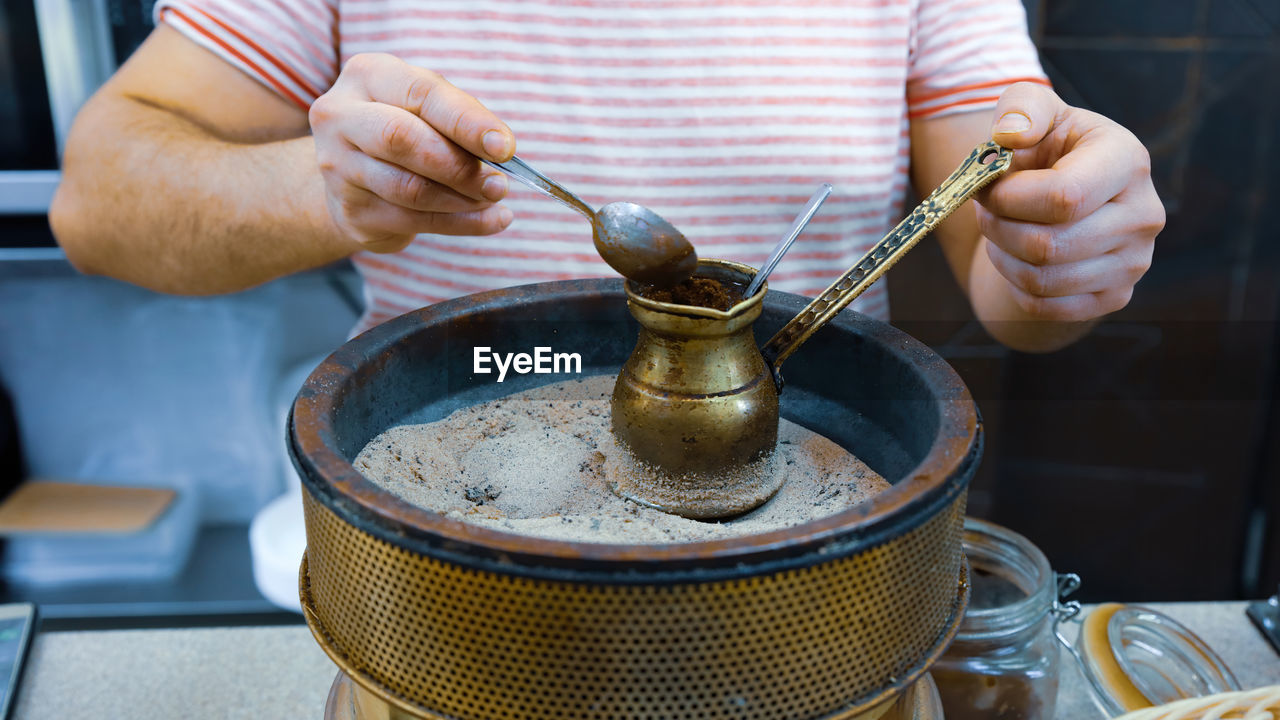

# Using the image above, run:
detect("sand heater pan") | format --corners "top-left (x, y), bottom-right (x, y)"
top-left (289, 279), bottom-right (980, 720)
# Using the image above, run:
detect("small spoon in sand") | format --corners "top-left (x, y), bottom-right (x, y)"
top-left (744, 183), bottom-right (833, 297)
top-left (481, 156), bottom-right (698, 287)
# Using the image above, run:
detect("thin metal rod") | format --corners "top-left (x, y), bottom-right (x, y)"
top-left (745, 183), bottom-right (832, 297)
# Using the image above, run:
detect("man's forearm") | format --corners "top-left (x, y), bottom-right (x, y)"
top-left (50, 92), bottom-right (353, 295)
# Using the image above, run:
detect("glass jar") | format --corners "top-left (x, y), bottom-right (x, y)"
top-left (1068, 603), bottom-right (1241, 717)
top-left (932, 517), bottom-right (1069, 720)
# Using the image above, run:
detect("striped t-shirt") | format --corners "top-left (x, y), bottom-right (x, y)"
top-left (156, 0), bottom-right (1047, 334)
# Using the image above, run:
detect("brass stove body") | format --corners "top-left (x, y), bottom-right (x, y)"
top-left (289, 278), bottom-right (981, 720)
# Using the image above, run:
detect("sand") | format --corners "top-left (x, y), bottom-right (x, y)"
top-left (353, 374), bottom-right (888, 543)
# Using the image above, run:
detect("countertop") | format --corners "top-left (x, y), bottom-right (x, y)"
top-left (14, 602), bottom-right (1279, 720)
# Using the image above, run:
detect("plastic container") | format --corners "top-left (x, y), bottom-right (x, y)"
top-left (1, 476), bottom-right (199, 587)
top-left (247, 355), bottom-right (326, 613)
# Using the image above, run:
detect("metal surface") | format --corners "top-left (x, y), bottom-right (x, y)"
top-left (33, 0), bottom-right (115, 157)
top-left (594, 201), bottom-right (698, 286)
top-left (0, 172), bottom-right (61, 215)
top-left (290, 279), bottom-right (979, 569)
top-left (1246, 586), bottom-right (1280, 654)
top-left (762, 141), bottom-right (1012, 370)
top-left (322, 669), bottom-right (947, 720)
top-left (300, 516), bottom-right (969, 720)
top-left (745, 183), bottom-right (832, 298)
top-left (482, 155), bottom-right (697, 286)
top-left (480, 155), bottom-right (596, 220)
top-left (611, 260), bottom-right (781, 516)
top-left (289, 278), bottom-right (981, 719)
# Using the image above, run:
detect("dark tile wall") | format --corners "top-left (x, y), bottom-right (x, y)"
top-left (891, 0), bottom-right (1280, 601)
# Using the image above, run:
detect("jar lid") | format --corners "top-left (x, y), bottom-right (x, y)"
top-left (1074, 603), bottom-right (1241, 717)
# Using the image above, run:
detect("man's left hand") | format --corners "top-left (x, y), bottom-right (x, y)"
top-left (974, 82), bottom-right (1165, 322)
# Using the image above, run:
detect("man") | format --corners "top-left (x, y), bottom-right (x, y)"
top-left (50, 0), bottom-right (1163, 352)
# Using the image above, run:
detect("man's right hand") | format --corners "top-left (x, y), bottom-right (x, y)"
top-left (52, 27), bottom-right (519, 294)
top-left (309, 53), bottom-right (517, 253)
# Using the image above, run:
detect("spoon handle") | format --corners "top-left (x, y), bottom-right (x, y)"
top-left (480, 156), bottom-right (596, 222)
top-left (760, 141), bottom-right (1013, 371)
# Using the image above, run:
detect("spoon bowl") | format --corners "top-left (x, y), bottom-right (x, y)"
top-left (482, 156), bottom-right (698, 287)
top-left (593, 202), bottom-right (698, 285)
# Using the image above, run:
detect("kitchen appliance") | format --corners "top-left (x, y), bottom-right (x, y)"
top-left (288, 278), bottom-right (982, 719)
top-left (322, 669), bottom-right (949, 720)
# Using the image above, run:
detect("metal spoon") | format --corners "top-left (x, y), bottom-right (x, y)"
top-left (481, 156), bottom-right (698, 287)
top-left (744, 183), bottom-right (833, 298)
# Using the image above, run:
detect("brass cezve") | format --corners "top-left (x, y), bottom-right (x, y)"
top-left (609, 259), bottom-right (780, 518)
top-left (610, 141), bottom-right (1012, 518)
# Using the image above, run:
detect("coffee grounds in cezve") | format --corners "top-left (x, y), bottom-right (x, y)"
top-left (643, 276), bottom-right (741, 311)
top-left (354, 375), bottom-right (888, 544)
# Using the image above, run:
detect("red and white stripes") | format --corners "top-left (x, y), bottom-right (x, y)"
top-left (155, 0), bottom-right (1046, 334)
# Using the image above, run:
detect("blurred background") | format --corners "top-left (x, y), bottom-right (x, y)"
top-left (889, 0), bottom-right (1280, 602)
top-left (0, 0), bottom-right (1276, 628)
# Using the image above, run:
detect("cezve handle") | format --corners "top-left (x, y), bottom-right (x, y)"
top-left (760, 140), bottom-right (1014, 373)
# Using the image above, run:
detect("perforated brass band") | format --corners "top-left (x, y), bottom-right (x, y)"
top-left (300, 488), bottom-right (968, 720)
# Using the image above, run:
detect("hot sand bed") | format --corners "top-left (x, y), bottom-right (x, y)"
top-left (354, 374), bottom-right (888, 543)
